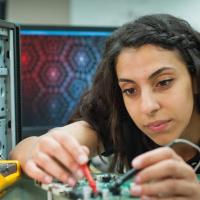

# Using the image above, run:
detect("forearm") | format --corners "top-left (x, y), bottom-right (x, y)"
top-left (9, 121), bottom-right (102, 183)
top-left (9, 120), bottom-right (101, 163)
top-left (61, 120), bottom-right (102, 157)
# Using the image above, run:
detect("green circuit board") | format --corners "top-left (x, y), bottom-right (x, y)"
top-left (37, 173), bottom-right (139, 200)
top-left (37, 174), bottom-right (200, 200)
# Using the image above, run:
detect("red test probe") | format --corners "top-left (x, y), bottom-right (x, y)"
top-left (80, 164), bottom-right (97, 193)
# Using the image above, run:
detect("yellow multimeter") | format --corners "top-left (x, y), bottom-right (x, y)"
top-left (0, 160), bottom-right (21, 193)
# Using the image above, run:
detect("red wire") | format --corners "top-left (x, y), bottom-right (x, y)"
top-left (80, 164), bottom-right (97, 193)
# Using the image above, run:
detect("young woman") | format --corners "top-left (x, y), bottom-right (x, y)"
top-left (10, 14), bottom-right (200, 199)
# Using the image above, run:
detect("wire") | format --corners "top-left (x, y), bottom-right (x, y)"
top-left (109, 168), bottom-right (140, 193)
top-left (110, 138), bottom-right (200, 191)
top-left (80, 164), bottom-right (97, 193)
top-left (109, 138), bottom-right (200, 193)
top-left (166, 139), bottom-right (200, 172)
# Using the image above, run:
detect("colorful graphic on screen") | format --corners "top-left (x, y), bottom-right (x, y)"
top-left (20, 27), bottom-right (113, 135)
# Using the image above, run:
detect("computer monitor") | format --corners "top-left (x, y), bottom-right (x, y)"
top-left (20, 25), bottom-right (115, 138)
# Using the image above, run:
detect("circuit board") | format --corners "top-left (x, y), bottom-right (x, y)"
top-left (37, 174), bottom-right (200, 200)
top-left (37, 173), bottom-right (139, 200)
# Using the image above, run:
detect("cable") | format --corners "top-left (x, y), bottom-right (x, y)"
top-left (80, 164), bottom-right (97, 193)
top-left (109, 138), bottom-right (200, 194)
top-left (166, 139), bottom-right (200, 172)
top-left (109, 168), bottom-right (140, 193)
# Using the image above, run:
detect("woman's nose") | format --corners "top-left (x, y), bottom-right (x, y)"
top-left (140, 90), bottom-right (160, 115)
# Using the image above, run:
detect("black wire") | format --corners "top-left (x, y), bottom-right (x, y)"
top-left (109, 168), bottom-right (140, 192)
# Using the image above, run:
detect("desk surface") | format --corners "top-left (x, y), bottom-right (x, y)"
top-left (1, 176), bottom-right (46, 200)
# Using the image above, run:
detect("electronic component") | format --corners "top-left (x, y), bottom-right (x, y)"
top-left (37, 173), bottom-right (139, 200)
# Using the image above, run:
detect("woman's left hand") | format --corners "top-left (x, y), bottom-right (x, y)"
top-left (130, 147), bottom-right (200, 199)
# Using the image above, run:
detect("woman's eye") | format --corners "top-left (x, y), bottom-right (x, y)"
top-left (122, 88), bottom-right (136, 96)
top-left (157, 79), bottom-right (174, 87)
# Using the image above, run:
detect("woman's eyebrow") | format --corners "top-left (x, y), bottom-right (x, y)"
top-left (118, 78), bottom-right (135, 83)
top-left (148, 67), bottom-right (174, 80)
top-left (118, 67), bottom-right (174, 83)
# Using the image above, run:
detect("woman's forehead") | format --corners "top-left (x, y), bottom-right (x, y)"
top-left (116, 44), bottom-right (184, 65)
top-left (116, 45), bottom-right (188, 80)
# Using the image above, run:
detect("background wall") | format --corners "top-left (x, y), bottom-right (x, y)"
top-left (6, 0), bottom-right (70, 25)
top-left (6, 0), bottom-right (200, 30)
top-left (69, 0), bottom-right (200, 29)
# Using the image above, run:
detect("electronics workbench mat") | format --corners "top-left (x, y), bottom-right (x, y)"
top-left (2, 174), bottom-right (200, 200)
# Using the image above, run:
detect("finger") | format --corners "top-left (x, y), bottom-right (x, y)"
top-left (50, 129), bottom-right (89, 164)
top-left (134, 159), bottom-right (196, 184)
top-left (37, 136), bottom-right (83, 178)
top-left (82, 145), bottom-right (90, 156)
top-left (132, 147), bottom-right (182, 169)
top-left (33, 151), bottom-right (77, 186)
top-left (24, 159), bottom-right (52, 184)
top-left (131, 179), bottom-right (198, 198)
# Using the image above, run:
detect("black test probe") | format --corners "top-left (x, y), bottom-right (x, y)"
top-left (109, 168), bottom-right (140, 194)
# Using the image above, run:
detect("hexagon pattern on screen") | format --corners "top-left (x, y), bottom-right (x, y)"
top-left (21, 34), bottom-right (107, 131)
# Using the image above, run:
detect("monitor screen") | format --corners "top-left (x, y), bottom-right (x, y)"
top-left (20, 25), bottom-right (115, 138)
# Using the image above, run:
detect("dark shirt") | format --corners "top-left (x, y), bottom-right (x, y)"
top-left (187, 153), bottom-right (200, 174)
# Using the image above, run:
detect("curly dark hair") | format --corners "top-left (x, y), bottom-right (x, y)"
top-left (72, 14), bottom-right (200, 172)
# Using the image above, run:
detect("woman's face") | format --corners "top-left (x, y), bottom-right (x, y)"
top-left (116, 44), bottom-right (194, 145)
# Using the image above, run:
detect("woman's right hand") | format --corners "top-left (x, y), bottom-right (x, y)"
top-left (9, 121), bottom-right (98, 186)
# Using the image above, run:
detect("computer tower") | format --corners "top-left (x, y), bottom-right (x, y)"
top-left (0, 20), bottom-right (21, 159)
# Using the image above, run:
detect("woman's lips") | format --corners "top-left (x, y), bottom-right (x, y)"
top-left (145, 120), bottom-right (171, 132)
